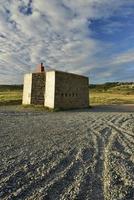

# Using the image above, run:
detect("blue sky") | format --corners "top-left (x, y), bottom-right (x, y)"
top-left (0, 0), bottom-right (134, 84)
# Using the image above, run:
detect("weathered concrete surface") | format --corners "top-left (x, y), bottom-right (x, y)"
top-left (22, 74), bottom-right (32, 105)
top-left (23, 73), bottom-right (45, 105)
top-left (23, 70), bottom-right (89, 109)
top-left (44, 71), bottom-right (55, 109)
top-left (31, 73), bottom-right (45, 105)
top-left (54, 71), bottom-right (89, 109)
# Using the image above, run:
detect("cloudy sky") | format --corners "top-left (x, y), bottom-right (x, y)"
top-left (0, 0), bottom-right (134, 84)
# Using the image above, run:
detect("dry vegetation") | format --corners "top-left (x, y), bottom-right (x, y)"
top-left (90, 83), bottom-right (134, 105)
top-left (90, 92), bottom-right (134, 105)
top-left (0, 83), bottom-right (134, 106)
top-left (0, 85), bottom-right (22, 106)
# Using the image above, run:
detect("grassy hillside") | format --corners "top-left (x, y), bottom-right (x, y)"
top-left (90, 82), bottom-right (134, 105)
top-left (90, 82), bottom-right (134, 94)
top-left (0, 85), bottom-right (23, 106)
top-left (0, 83), bottom-right (134, 106)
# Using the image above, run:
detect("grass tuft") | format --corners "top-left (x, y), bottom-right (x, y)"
top-left (0, 83), bottom-right (134, 108)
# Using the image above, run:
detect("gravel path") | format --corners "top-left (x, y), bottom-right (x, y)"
top-left (0, 106), bottom-right (134, 200)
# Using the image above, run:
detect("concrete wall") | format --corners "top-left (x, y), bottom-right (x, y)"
top-left (44, 71), bottom-right (55, 109)
top-left (31, 73), bottom-right (45, 105)
top-left (22, 74), bottom-right (32, 105)
top-left (22, 73), bottom-right (45, 105)
top-left (54, 71), bottom-right (89, 109)
top-left (23, 70), bottom-right (89, 109)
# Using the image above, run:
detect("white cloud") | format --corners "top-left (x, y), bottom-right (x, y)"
top-left (0, 0), bottom-right (134, 84)
top-left (112, 51), bottom-right (134, 65)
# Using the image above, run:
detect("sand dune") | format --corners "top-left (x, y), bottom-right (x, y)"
top-left (0, 106), bottom-right (134, 200)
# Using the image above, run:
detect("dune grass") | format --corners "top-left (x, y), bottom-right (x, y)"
top-left (90, 92), bottom-right (134, 105)
top-left (90, 83), bottom-right (134, 105)
top-left (0, 84), bottom-right (134, 107)
top-left (0, 91), bottom-right (22, 106)
top-left (0, 86), bottom-right (23, 106)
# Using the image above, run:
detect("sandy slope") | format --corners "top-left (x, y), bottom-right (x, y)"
top-left (0, 106), bottom-right (134, 200)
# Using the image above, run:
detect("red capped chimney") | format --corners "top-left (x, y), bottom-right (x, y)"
top-left (36, 63), bottom-right (45, 73)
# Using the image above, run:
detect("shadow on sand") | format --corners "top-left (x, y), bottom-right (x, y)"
top-left (67, 104), bottom-right (134, 113)
top-left (0, 104), bottom-right (134, 114)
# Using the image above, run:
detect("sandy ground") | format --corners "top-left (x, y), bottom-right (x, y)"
top-left (0, 105), bottom-right (134, 200)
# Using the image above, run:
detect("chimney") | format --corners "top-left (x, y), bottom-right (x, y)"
top-left (36, 63), bottom-right (45, 73)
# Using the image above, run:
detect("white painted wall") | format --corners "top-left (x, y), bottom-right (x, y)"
top-left (44, 71), bottom-right (55, 108)
top-left (22, 74), bottom-right (32, 105)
